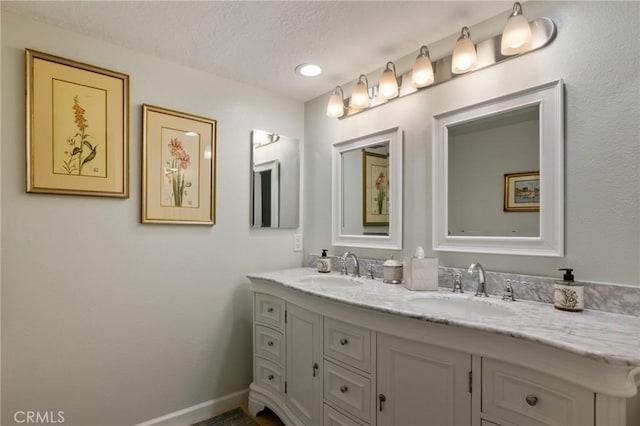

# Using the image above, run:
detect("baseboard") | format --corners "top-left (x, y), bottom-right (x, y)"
top-left (134, 388), bottom-right (249, 426)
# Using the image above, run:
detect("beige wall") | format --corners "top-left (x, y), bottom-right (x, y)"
top-left (304, 1), bottom-right (640, 285)
top-left (1, 11), bottom-right (303, 426)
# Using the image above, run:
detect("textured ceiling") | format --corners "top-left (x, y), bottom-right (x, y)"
top-left (3, 0), bottom-right (514, 102)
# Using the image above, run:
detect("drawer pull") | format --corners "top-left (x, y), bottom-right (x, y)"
top-left (340, 385), bottom-right (348, 393)
top-left (267, 307), bottom-right (274, 313)
top-left (267, 374), bottom-right (274, 381)
top-left (525, 394), bottom-right (539, 406)
top-left (267, 340), bottom-right (274, 346)
top-left (339, 338), bottom-right (349, 346)
top-left (379, 394), bottom-right (386, 412)
top-left (313, 362), bottom-right (319, 377)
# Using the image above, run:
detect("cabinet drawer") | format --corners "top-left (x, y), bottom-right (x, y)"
top-left (255, 325), bottom-right (284, 366)
top-left (324, 360), bottom-right (371, 423)
top-left (255, 293), bottom-right (285, 331)
top-left (255, 357), bottom-right (284, 396)
top-left (323, 404), bottom-right (365, 426)
top-left (482, 358), bottom-right (594, 426)
top-left (324, 317), bottom-right (372, 372)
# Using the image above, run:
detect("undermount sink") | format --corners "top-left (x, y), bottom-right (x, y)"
top-left (405, 295), bottom-right (514, 318)
top-left (298, 275), bottom-right (364, 288)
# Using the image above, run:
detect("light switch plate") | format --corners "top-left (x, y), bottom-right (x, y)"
top-left (293, 234), bottom-right (303, 252)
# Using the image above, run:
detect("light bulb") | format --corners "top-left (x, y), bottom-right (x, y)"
top-left (452, 26), bottom-right (477, 74)
top-left (350, 75), bottom-right (370, 109)
top-left (326, 86), bottom-right (345, 118)
top-left (501, 2), bottom-right (532, 55)
top-left (379, 62), bottom-right (398, 100)
top-left (411, 45), bottom-right (434, 88)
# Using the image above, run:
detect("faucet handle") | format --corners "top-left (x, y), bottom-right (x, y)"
top-left (452, 273), bottom-right (464, 293)
top-left (502, 279), bottom-right (516, 302)
top-left (368, 264), bottom-right (375, 279)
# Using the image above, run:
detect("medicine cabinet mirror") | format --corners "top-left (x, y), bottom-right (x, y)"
top-left (250, 130), bottom-right (300, 229)
top-left (433, 80), bottom-right (563, 256)
top-left (332, 127), bottom-right (403, 250)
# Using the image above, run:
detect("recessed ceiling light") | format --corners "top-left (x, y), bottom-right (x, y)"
top-left (295, 63), bottom-right (322, 77)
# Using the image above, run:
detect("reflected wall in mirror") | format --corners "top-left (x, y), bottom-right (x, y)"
top-left (251, 130), bottom-right (300, 229)
top-left (333, 127), bottom-right (402, 250)
top-left (433, 80), bottom-right (563, 256)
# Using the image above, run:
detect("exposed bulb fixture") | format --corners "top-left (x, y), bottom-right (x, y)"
top-left (350, 75), bottom-right (370, 109)
top-left (411, 45), bottom-right (434, 88)
top-left (501, 2), bottom-right (532, 55)
top-left (326, 86), bottom-right (345, 118)
top-left (451, 26), bottom-right (477, 74)
top-left (379, 62), bottom-right (399, 100)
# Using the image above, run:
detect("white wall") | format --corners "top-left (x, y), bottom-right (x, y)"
top-left (304, 1), bottom-right (640, 285)
top-left (1, 11), bottom-right (303, 426)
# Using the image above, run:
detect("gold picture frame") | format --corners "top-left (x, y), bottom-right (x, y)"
top-left (362, 150), bottom-right (389, 226)
top-left (26, 49), bottom-right (129, 197)
top-left (142, 105), bottom-right (217, 225)
top-left (504, 171), bottom-right (540, 212)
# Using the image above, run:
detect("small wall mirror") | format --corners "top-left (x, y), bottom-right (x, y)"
top-left (251, 130), bottom-right (300, 229)
top-left (433, 80), bottom-right (563, 256)
top-left (332, 127), bottom-right (403, 250)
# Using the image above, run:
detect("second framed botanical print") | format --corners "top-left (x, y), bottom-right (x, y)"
top-left (142, 105), bottom-right (216, 225)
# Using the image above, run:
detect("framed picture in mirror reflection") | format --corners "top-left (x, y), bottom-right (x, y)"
top-left (362, 150), bottom-right (389, 226)
top-left (504, 171), bottom-right (540, 212)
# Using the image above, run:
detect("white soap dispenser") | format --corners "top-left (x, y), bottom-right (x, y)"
top-left (317, 249), bottom-right (331, 273)
top-left (554, 268), bottom-right (583, 312)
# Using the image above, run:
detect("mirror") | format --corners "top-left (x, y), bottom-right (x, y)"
top-left (433, 80), bottom-right (563, 256)
top-left (332, 127), bottom-right (403, 250)
top-left (251, 130), bottom-right (299, 228)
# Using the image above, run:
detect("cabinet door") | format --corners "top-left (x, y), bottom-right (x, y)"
top-left (377, 334), bottom-right (471, 426)
top-left (286, 303), bottom-right (322, 426)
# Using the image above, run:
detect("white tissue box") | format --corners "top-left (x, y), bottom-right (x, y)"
top-left (403, 258), bottom-right (439, 291)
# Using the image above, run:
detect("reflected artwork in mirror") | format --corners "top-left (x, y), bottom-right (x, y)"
top-left (250, 130), bottom-right (300, 229)
top-left (333, 127), bottom-right (402, 250)
top-left (433, 80), bottom-right (563, 257)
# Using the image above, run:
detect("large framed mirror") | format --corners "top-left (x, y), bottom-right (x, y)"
top-left (332, 127), bottom-right (403, 250)
top-left (251, 130), bottom-right (300, 229)
top-left (433, 80), bottom-right (563, 256)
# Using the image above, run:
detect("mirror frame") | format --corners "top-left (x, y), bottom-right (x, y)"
top-left (432, 80), bottom-right (564, 257)
top-left (332, 127), bottom-right (403, 250)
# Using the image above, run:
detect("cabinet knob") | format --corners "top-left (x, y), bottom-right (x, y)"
top-left (340, 385), bottom-right (348, 393)
top-left (267, 307), bottom-right (274, 313)
top-left (525, 394), bottom-right (539, 406)
top-left (267, 340), bottom-right (274, 346)
top-left (378, 394), bottom-right (386, 412)
top-left (267, 374), bottom-right (274, 381)
top-left (339, 338), bottom-right (348, 346)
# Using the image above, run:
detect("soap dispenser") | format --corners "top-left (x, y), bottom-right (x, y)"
top-left (317, 249), bottom-right (331, 273)
top-left (553, 268), bottom-right (584, 312)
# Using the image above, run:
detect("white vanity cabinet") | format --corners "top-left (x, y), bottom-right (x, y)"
top-left (377, 334), bottom-right (471, 426)
top-left (248, 273), bottom-right (639, 426)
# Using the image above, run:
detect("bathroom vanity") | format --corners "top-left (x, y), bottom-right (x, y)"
top-left (247, 268), bottom-right (640, 426)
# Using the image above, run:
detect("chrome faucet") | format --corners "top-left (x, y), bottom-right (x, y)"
top-left (341, 252), bottom-right (361, 277)
top-left (467, 262), bottom-right (488, 297)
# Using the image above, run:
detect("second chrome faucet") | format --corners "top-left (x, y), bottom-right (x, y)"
top-left (467, 262), bottom-right (488, 297)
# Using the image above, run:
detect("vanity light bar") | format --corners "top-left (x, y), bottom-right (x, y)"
top-left (328, 13), bottom-right (556, 119)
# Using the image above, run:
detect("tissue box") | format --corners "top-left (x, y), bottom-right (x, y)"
top-left (403, 258), bottom-right (439, 291)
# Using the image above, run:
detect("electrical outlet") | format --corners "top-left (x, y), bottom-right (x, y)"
top-left (293, 234), bottom-right (303, 252)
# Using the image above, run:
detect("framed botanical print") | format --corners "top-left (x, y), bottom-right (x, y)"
top-left (142, 105), bottom-right (216, 225)
top-left (504, 171), bottom-right (540, 212)
top-left (26, 49), bottom-right (129, 197)
top-left (362, 150), bottom-right (389, 226)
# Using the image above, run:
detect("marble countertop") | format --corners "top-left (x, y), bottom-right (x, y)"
top-left (248, 268), bottom-right (640, 368)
